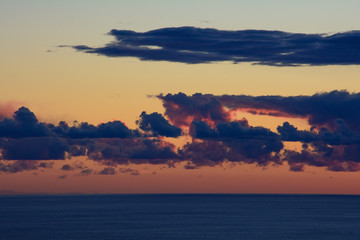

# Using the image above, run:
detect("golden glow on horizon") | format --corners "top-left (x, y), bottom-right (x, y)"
top-left (2, 0), bottom-right (360, 194)
top-left (1, 160), bottom-right (359, 195)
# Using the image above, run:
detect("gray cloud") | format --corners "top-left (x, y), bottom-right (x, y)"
top-left (137, 111), bottom-right (182, 137)
top-left (159, 91), bottom-right (360, 132)
top-left (99, 167), bottom-right (116, 175)
top-left (0, 160), bottom-right (54, 174)
top-left (2, 92), bottom-right (360, 173)
top-left (70, 27), bottom-right (360, 66)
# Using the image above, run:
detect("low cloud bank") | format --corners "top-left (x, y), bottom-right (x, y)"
top-left (2, 91), bottom-right (360, 173)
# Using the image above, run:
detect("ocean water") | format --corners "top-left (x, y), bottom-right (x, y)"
top-left (1, 194), bottom-right (360, 240)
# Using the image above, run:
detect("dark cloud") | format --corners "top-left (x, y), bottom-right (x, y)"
top-left (184, 162), bottom-right (199, 170)
top-left (0, 107), bottom-right (50, 138)
top-left (38, 162), bottom-right (54, 169)
top-left (191, 120), bottom-right (278, 140)
top-left (0, 106), bottom-right (148, 168)
top-left (119, 167), bottom-right (135, 173)
top-left (277, 122), bottom-right (316, 142)
top-left (180, 138), bottom-right (283, 167)
top-left (0, 161), bottom-right (38, 173)
top-left (137, 111), bottom-right (182, 137)
top-left (284, 143), bottom-right (360, 172)
top-left (158, 92), bottom-right (230, 127)
top-left (159, 91), bottom-right (360, 132)
top-left (3, 94), bottom-right (360, 173)
top-left (218, 90), bottom-right (360, 131)
top-left (68, 145), bottom-right (87, 157)
top-left (189, 120), bottom-right (283, 165)
top-left (130, 170), bottom-right (140, 176)
top-left (225, 139), bottom-right (283, 164)
top-left (61, 164), bottom-right (74, 171)
top-left (70, 27), bottom-right (360, 66)
top-left (0, 160), bottom-right (54, 174)
top-left (52, 121), bottom-right (134, 139)
top-left (278, 121), bottom-right (360, 145)
top-left (13, 107), bottom-right (38, 125)
top-left (117, 168), bottom-right (140, 176)
top-left (1, 137), bottom-right (68, 160)
top-left (0, 107), bottom-right (181, 168)
top-left (156, 91), bottom-right (360, 171)
top-left (180, 141), bottom-right (226, 167)
top-left (86, 138), bottom-right (179, 166)
top-left (129, 139), bottom-right (179, 163)
top-left (99, 167), bottom-right (116, 175)
top-left (0, 107), bottom-right (135, 139)
top-left (288, 163), bottom-right (305, 172)
top-left (190, 121), bottom-right (218, 138)
top-left (79, 169), bottom-right (92, 176)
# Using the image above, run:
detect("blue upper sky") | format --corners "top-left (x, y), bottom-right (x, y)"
top-left (2, 0), bottom-right (360, 35)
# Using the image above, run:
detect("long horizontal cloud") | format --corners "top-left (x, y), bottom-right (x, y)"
top-left (69, 27), bottom-right (360, 66)
top-left (284, 143), bottom-right (360, 172)
top-left (0, 160), bottom-right (53, 174)
top-left (86, 138), bottom-right (179, 166)
top-left (191, 120), bottom-right (278, 140)
top-left (156, 91), bottom-right (360, 171)
top-left (181, 139), bottom-right (283, 168)
top-left (187, 120), bottom-right (283, 167)
top-left (277, 120), bottom-right (360, 145)
top-left (187, 120), bottom-right (360, 171)
top-left (0, 107), bottom-right (180, 162)
top-left (217, 91), bottom-right (360, 131)
top-left (158, 91), bottom-right (360, 131)
top-left (3, 92), bottom-right (360, 173)
top-left (1, 137), bottom-right (68, 160)
top-left (0, 107), bottom-right (181, 139)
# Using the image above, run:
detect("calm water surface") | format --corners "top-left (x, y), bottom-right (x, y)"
top-left (1, 194), bottom-right (360, 240)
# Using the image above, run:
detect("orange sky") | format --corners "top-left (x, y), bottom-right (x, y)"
top-left (1, 1), bottom-right (360, 194)
top-left (2, 158), bottom-right (360, 195)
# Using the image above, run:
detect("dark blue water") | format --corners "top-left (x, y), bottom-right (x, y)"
top-left (1, 194), bottom-right (360, 240)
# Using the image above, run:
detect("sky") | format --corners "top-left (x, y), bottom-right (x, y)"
top-left (1, 0), bottom-right (360, 194)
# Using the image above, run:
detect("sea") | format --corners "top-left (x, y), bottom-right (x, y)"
top-left (1, 194), bottom-right (360, 240)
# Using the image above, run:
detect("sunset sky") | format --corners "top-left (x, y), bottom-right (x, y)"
top-left (1, 0), bottom-right (360, 194)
